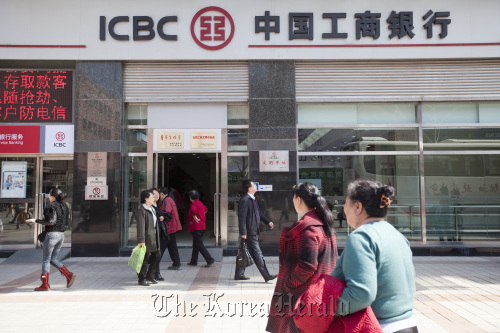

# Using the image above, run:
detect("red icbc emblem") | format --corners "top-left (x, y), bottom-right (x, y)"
top-left (55, 132), bottom-right (65, 141)
top-left (191, 6), bottom-right (235, 50)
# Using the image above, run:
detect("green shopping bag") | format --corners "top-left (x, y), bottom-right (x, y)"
top-left (128, 244), bottom-right (146, 273)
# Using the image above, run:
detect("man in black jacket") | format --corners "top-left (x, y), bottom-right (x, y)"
top-left (235, 180), bottom-right (277, 282)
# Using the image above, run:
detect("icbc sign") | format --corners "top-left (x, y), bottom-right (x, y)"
top-left (190, 7), bottom-right (235, 50)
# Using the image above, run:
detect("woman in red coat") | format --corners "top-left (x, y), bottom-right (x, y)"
top-left (186, 190), bottom-right (215, 267)
top-left (266, 182), bottom-right (338, 333)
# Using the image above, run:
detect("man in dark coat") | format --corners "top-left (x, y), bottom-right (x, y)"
top-left (235, 179), bottom-right (277, 282)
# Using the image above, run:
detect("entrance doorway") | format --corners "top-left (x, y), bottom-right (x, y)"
top-left (155, 153), bottom-right (220, 247)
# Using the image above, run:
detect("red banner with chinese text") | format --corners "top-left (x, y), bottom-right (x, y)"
top-left (0, 126), bottom-right (40, 153)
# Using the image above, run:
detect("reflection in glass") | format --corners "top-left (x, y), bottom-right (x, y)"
top-left (425, 154), bottom-right (500, 241)
top-left (0, 157), bottom-right (36, 244)
top-left (227, 105), bottom-right (249, 125)
top-left (125, 129), bottom-right (147, 153)
top-left (298, 128), bottom-right (418, 152)
top-left (123, 156), bottom-right (148, 246)
top-left (228, 129), bottom-right (248, 152)
top-left (423, 128), bottom-right (500, 151)
top-left (126, 104), bottom-right (147, 126)
top-left (299, 154), bottom-right (421, 241)
top-left (227, 156), bottom-right (249, 246)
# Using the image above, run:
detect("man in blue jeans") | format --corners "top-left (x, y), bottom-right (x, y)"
top-left (234, 180), bottom-right (277, 282)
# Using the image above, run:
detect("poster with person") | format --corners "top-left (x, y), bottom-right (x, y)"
top-left (1, 161), bottom-right (27, 198)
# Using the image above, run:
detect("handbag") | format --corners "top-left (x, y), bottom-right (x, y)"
top-left (159, 220), bottom-right (169, 240)
top-left (236, 238), bottom-right (254, 268)
top-left (37, 230), bottom-right (47, 242)
top-left (128, 244), bottom-right (147, 274)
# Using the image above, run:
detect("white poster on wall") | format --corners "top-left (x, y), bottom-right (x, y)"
top-left (259, 151), bottom-right (289, 172)
top-left (1, 161), bottom-right (27, 198)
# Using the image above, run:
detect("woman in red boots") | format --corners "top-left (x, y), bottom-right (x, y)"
top-left (26, 188), bottom-right (76, 291)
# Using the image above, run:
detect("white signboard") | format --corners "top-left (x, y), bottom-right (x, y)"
top-left (85, 186), bottom-right (108, 200)
top-left (1, 161), bottom-right (27, 198)
top-left (44, 125), bottom-right (74, 154)
top-left (87, 152), bottom-right (107, 186)
top-left (153, 129), bottom-right (221, 152)
top-left (0, 0), bottom-right (499, 61)
top-left (258, 184), bottom-right (273, 191)
top-left (259, 151), bottom-right (289, 172)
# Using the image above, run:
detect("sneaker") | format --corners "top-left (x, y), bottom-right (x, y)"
top-left (167, 265), bottom-right (182, 270)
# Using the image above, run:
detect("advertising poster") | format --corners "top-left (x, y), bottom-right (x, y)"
top-left (1, 161), bottom-right (27, 198)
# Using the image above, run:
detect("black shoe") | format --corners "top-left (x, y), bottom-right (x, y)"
top-left (234, 275), bottom-right (250, 281)
top-left (167, 265), bottom-right (182, 270)
top-left (264, 274), bottom-right (278, 282)
top-left (138, 280), bottom-right (150, 286)
top-left (187, 262), bottom-right (197, 266)
top-left (146, 276), bottom-right (158, 284)
top-left (205, 260), bottom-right (215, 268)
top-left (154, 273), bottom-right (164, 281)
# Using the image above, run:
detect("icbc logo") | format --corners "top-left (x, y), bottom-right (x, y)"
top-left (55, 132), bottom-right (65, 141)
top-left (191, 6), bottom-right (235, 50)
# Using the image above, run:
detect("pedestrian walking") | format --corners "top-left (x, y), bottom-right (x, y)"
top-left (25, 188), bottom-right (76, 291)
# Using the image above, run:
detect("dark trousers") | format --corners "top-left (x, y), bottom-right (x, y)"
top-left (234, 235), bottom-right (271, 279)
top-left (167, 232), bottom-right (181, 267)
top-left (190, 230), bottom-right (214, 264)
top-left (154, 234), bottom-right (169, 274)
top-left (138, 250), bottom-right (161, 281)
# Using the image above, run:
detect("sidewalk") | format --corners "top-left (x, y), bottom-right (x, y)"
top-left (0, 255), bottom-right (499, 332)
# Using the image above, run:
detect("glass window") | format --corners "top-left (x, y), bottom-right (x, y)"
top-left (298, 103), bottom-right (416, 125)
top-left (227, 156), bottom-right (249, 246)
top-left (298, 154), bottom-right (421, 241)
top-left (423, 128), bottom-right (500, 151)
top-left (298, 128), bottom-right (418, 152)
top-left (227, 105), bottom-right (249, 125)
top-left (126, 104), bottom-right (147, 126)
top-left (123, 156), bottom-right (148, 246)
top-left (0, 157), bottom-right (36, 244)
top-left (125, 129), bottom-right (148, 153)
top-left (422, 103), bottom-right (479, 123)
top-left (424, 154), bottom-right (500, 241)
top-left (228, 129), bottom-right (248, 152)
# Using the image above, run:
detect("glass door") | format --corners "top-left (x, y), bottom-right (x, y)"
top-left (37, 158), bottom-right (74, 245)
top-left (0, 157), bottom-right (36, 245)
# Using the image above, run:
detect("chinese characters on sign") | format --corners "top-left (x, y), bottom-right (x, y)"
top-left (0, 126), bottom-right (41, 153)
top-left (191, 132), bottom-right (217, 149)
top-left (259, 151), bottom-right (289, 172)
top-left (0, 70), bottom-right (73, 123)
top-left (157, 132), bottom-right (184, 149)
top-left (255, 10), bottom-right (451, 40)
top-left (85, 152), bottom-right (108, 200)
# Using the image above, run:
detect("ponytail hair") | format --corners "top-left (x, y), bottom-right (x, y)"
top-left (292, 182), bottom-right (334, 237)
top-left (49, 187), bottom-right (67, 202)
top-left (346, 179), bottom-right (395, 218)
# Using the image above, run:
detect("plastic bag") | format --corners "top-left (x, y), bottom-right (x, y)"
top-left (236, 239), bottom-right (254, 268)
top-left (128, 244), bottom-right (147, 274)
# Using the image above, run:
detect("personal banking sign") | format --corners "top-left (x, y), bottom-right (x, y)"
top-left (0, 0), bottom-right (499, 60)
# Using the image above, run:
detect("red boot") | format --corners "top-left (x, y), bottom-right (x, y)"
top-left (34, 274), bottom-right (50, 291)
top-left (59, 266), bottom-right (76, 288)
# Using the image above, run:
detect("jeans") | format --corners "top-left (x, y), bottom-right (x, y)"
top-left (42, 232), bottom-right (64, 274)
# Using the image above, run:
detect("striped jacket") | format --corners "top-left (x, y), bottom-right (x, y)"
top-left (267, 210), bottom-right (338, 333)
